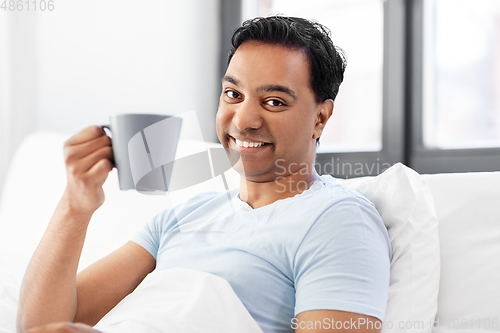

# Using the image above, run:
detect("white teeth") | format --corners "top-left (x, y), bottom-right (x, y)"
top-left (235, 138), bottom-right (264, 148)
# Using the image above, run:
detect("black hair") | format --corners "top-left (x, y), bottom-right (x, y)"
top-left (227, 16), bottom-right (347, 145)
top-left (228, 16), bottom-right (346, 103)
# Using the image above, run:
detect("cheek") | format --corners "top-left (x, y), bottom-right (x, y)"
top-left (273, 116), bottom-right (315, 156)
top-left (216, 105), bottom-right (232, 136)
top-left (275, 117), bottom-right (310, 142)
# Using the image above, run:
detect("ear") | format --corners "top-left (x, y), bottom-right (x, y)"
top-left (312, 99), bottom-right (334, 140)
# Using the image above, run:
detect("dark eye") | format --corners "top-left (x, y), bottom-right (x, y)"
top-left (265, 99), bottom-right (285, 107)
top-left (225, 90), bottom-right (240, 99)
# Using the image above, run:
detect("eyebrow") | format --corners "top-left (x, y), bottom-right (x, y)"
top-left (222, 75), bottom-right (239, 86)
top-left (257, 84), bottom-right (297, 100)
top-left (222, 75), bottom-right (297, 100)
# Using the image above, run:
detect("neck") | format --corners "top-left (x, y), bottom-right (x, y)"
top-left (238, 166), bottom-right (319, 209)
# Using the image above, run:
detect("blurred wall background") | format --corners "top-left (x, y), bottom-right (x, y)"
top-left (2, 0), bottom-right (500, 204)
top-left (0, 0), bottom-right (221, 204)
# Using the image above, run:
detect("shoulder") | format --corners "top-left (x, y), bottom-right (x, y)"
top-left (304, 175), bottom-right (388, 245)
top-left (303, 175), bottom-right (391, 260)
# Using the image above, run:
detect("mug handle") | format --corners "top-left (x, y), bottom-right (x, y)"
top-left (101, 125), bottom-right (112, 138)
top-left (100, 125), bottom-right (116, 168)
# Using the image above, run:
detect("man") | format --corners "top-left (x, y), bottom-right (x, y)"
top-left (17, 16), bottom-right (391, 332)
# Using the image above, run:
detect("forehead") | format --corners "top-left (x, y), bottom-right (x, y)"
top-left (225, 42), bottom-right (312, 93)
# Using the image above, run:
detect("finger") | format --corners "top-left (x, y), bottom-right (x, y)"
top-left (77, 145), bottom-right (114, 174)
top-left (86, 158), bottom-right (113, 186)
top-left (65, 134), bottom-right (112, 163)
top-left (65, 126), bottom-right (106, 147)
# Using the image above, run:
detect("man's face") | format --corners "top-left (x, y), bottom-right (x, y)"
top-left (216, 41), bottom-right (324, 182)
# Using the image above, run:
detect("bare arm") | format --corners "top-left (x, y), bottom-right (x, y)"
top-left (17, 196), bottom-right (93, 330)
top-left (295, 310), bottom-right (381, 332)
top-left (16, 126), bottom-right (155, 332)
top-left (20, 241), bottom-right (155, 331)
top-left (74, 241), bottom-right (155, 325)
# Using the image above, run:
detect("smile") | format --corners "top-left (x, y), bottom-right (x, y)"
top-left (235, 138), bottom-right (265, 148)
top-left (230, 136), bottom-right (269, 149)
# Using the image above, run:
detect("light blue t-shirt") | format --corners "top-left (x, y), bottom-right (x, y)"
top-left (131, 175), bottom-right (391, 333)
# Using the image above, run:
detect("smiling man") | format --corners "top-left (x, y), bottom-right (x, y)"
top-left (212, 17), bottom-right (391, 331)
top-left (218, 40), bottom-right (326, 209)
top-left (18, 16), bottom-right (391, 333)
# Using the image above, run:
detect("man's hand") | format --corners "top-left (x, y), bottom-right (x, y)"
top-left (62, 125), bottom-right (114, 216)
top-left (26, 322), bottom-right (102, 333)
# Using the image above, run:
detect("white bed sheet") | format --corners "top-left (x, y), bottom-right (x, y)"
top-left (0, 268), bottom-right (263, 333)
top-left (94, 268), bottom-right (263, 333)
top-left (0, 269), bottom-right (19, 333)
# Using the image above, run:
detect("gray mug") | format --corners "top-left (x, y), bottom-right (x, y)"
top-left (102, 113), bottom-right (182, 193)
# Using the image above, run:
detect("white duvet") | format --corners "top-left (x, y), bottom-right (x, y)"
top-left (94, 268), bottom-right (263, 333)
top-left (0, 268), bottom-right (262, 333)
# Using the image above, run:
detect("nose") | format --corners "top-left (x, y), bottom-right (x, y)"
top-left (232, 98), bottom-right (262, 132)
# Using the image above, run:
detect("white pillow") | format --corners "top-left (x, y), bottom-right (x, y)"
top-left (339, 163), bottom-right (440, 333)
top-left (423, 172), bottom-right (500, 333)
top-left (0, 269), bottom-right (19, 333)
top-left (0, 132), bottom-right (240, 279)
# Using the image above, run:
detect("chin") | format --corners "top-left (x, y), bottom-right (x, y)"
top-left (233, 164), bottom-right (278, 183)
